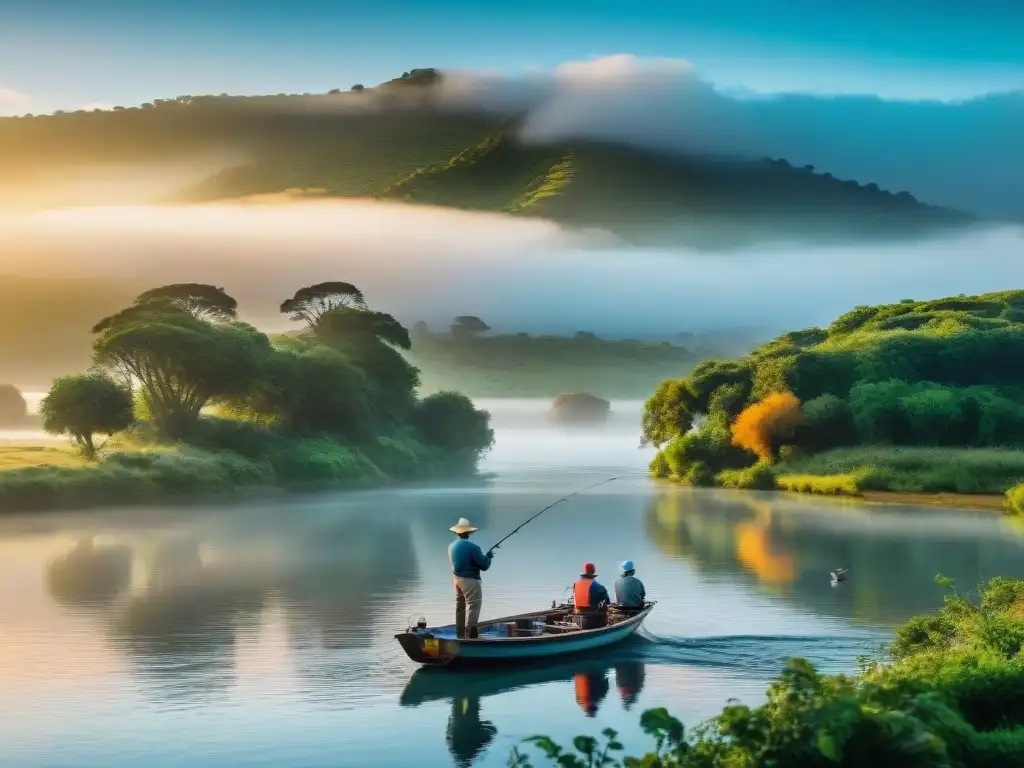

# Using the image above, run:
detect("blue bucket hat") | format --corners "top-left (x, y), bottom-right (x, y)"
top-left (621, 560), bottom-right (635, 573)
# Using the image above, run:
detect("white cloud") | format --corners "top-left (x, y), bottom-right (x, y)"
top-left (431, 55), bottom-right (1024, 220)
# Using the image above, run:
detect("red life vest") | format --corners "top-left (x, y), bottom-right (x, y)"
top-left (573, 578), bottom-right (593, 609)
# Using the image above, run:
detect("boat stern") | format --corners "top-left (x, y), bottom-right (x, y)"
top-left (394, 631), bottom-right (461, 665)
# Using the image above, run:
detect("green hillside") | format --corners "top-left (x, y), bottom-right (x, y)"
top-left (644, 288), bottom-right (1024, 497)
top-left (0, 68), bottom-right (972, 247)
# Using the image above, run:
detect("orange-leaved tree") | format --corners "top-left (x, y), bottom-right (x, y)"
top-left (731, 390), bottom-right (803, 461)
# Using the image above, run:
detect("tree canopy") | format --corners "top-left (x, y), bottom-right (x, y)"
top-left (314, 307), bottom-right (411, 351)
top-left (92, 312), bottom-right (271, 439)
top-left (134, 283), bottom-right (238, 322)
top-left (280, 282), bottom-right (367, 326)
top-left (92, 283), bottom-right (236, 332)
top-left (450, 315), bottom-right (491, 337)
top-left (40, 374), bottom-right (134, 458)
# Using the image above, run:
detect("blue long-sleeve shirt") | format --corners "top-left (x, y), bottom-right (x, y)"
top-left (449, 538), bottom-right (492, 579)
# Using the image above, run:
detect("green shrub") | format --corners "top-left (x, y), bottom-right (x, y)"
top-left (649, 451), bottom-right (671, 478)
top-left (799, 393), bottom-right (857, 451)
top-left (715, 462), bottom-right (777, 490)
top-left (267, 438), bottom-right (382, 489)
top-left (512, 576), bottom-right (1024, 768)
top-left (1008, 483), bottom-right (1024, 515)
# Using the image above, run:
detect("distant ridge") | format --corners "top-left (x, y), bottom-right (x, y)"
top-left (0, 68), bottom-right (975, 249)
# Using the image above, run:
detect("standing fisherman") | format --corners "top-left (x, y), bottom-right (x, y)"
top-left (448, 518), bottom-right (494, 639)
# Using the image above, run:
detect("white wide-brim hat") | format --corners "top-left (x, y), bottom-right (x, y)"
top-left (450, 517), bottom-right (479, 534)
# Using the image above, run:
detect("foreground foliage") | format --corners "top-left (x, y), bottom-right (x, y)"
top-left (644, 290), bottom-right (1024, 500)
top-left (1, 281), bottom-right (493, 513)
top-left (511, 576), bottom-right (1024, 767)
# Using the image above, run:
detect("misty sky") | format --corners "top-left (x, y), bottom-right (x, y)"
top-left (1, 0), bottom-right (1022, 113)
top-left (2, 201), bottom-right (1021, 338)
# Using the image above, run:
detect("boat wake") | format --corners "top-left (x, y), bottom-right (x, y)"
top-left (631, 630), bottom-right (886, 675)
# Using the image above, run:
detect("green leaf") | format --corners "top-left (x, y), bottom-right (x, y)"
top-left (817, 729), bottom-right (841, 761)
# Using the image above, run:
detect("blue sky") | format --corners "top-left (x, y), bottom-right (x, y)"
top-left (1, 0), bottom-right (1022, 112)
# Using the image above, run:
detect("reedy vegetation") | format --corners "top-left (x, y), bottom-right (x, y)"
top-left (0, 282), bottom-right (493, 513)
top-left (642, 290), bottom-right (1024, 507)
top-left (512, 576), bottom-right (1024, 767)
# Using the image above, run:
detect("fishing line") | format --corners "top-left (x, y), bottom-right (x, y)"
top-left (487, 473), bottom-right (639, 552)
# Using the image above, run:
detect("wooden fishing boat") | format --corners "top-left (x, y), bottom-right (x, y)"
top-left (394, 601), bottom-right (656, 666)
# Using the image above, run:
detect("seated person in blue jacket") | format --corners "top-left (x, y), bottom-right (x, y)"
top-left (614, 560), bottom-right (646, 609)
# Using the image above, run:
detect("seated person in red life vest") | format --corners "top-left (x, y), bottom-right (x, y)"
top-left (573, 562), bottom-right (610, 627)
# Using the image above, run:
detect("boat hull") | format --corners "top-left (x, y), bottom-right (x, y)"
top-left (395, 602), bottom-right (655, 666)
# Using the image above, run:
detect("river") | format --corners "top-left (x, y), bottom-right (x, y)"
top-left (2, 398), bottom-right (1024, 767)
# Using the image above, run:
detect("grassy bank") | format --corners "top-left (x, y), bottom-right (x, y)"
top-left (1, 281), bottom-right (495, 514)
top-left (0, 420), bottom-right (476, 514)
top-left (513, 575), bottom-right (1024, 766)
top-left (775, 446), bottom-right (1024, 500)
top-left (644, 290), bottom-right (1024, 514)
top-left (652, 445), bottom-right (1024, 513)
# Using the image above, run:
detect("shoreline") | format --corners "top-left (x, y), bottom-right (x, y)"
top-left (659, 475), bottom-right (1013, 514)
top-left (858, 490), bottom-right (1008, 512)
top-left (0, 468), bottom-right (495, 516)
top-left (0, 438), bottom-right (494, 516)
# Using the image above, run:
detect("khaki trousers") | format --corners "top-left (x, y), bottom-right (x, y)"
top-left (454, 576), bottom-right (483, 639)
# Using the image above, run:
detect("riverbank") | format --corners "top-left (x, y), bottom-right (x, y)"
top-left (0, 427), bottom-right (484, 514)
top-left (652, 445), bottom-right (1024, 513)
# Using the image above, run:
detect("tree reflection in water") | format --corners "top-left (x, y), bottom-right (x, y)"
top-left (46, 536), bottom-right (133, 609)
top-left (41, 500), bottom-right (421, 701)
top-left (646, 486), bottom-right (1024, 626)
top-left (401, 650), bottom-right (648, 766)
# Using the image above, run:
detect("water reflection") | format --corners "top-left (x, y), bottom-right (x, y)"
top-left (646, 487), bottom-right (1024, 625)
top-left (401, 652), bottom-right (648, 765)
top-left (41, 499), bottom-right (421, 700)
top-left (46, 537), bottom-right (132, 608)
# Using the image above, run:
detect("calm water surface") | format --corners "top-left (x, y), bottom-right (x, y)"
top-left (3, 398), bottom-right (1024, 767)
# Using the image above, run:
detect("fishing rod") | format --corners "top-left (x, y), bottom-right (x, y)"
top-left (487, 475), bottom-right (626, 552)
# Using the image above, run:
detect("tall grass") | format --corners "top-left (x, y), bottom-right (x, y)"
top-left (775, 472), bottom-right (861, 496)
top-left (777, 446), bottom-right (1024, 495)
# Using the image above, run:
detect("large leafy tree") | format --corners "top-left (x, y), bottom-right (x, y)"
top-left (280, 282), bottom-right (367, 327)
top-left (92, 284), bottom-right (236, 332)
top-left (92, 312), bottom-right (271, 439)
top-left (40, 374), bottom-right (134, 458)
top-left (233, 344), bottom-right (375, 440)
top-left (314, 307), bottom-right (411, 351)
top-left (313, 307), bottom-right (418, 424)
